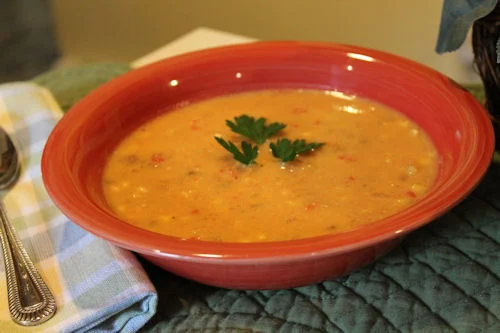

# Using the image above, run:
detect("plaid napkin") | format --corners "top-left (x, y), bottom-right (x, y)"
top-left (0, 82), bottom-right (157, 332)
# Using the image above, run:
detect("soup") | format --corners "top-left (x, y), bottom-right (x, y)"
top-left (102, 89), bottom-right (438, 242)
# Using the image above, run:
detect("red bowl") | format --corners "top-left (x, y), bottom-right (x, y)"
top-left (41, 41), bottom-right (494, 290)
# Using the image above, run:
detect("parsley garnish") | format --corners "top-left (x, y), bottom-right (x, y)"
top-left (226, 115), bottom-right (286, 144)
top-left (216, 114), bottom-right (325, 165)
top-left (270, 138), bottom-right (325, 162)
top-left (214, 137), bottom-right (258, 165)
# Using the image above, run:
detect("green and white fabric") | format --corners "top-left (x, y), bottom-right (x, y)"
top-left (0, 82), bottom-right (157, 333)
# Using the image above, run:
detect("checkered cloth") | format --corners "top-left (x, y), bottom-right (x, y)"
top-left (0, 83), bottom-right (157, 332)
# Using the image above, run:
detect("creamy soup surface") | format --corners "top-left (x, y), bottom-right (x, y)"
top-left (102, 89), bottom-right (438, 242)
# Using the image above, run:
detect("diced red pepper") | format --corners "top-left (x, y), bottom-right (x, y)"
top-left (338, 155), bottom-right (356, 162)
top-left (305, 202), bottom-right (317, 211)
top-left (190, 119), bottom-right (200, 130)
top-left (407, 191), bottom-right (417, 198)
top-left (293, 107), bottom-right (308, 114)
top-left (151, 153), bottom-right (165, 163)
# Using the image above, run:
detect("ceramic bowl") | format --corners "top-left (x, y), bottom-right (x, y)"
top-left (41, 42), bottom-right (494, 289)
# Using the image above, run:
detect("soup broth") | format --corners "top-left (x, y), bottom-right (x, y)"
top-left (102, 89), bottom-right (438, 242)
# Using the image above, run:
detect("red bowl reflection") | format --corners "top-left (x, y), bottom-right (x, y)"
top-left (41, 41), bottom-right (494, 289)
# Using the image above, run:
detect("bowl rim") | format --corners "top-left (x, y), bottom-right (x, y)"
top-left (41, 41), bottom-right (495, 263)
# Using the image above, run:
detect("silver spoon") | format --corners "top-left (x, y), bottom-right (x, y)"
top-left (0, 127), bottom-right (56, 325)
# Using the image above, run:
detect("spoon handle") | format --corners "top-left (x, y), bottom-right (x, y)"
top-left (0, 201), bottom-right (56, 325)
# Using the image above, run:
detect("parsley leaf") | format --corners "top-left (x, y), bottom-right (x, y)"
top-left (226, 115), bottom-right (286, 144)
top-left (269, 138), bottom-right (296, 162)
top-left (293, 139), bottom-right (325, 154)
top-left (214, 137), bottom-right (258, 165)
top-left (270, 138), bottom-right (325, 162)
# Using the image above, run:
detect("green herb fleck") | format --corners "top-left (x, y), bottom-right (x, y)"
top-left (270, 138), bottom-right (325, 162)
top-left (215, 137), bottom-right (258, 165)
top-left (226, 115), bottom-right (286, 144)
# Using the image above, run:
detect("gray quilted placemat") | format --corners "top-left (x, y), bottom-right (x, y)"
top-left (33, 64), bottom-right (500, 333)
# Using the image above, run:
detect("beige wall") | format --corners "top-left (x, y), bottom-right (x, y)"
top-left (51, 0), bottom-right (478, 83)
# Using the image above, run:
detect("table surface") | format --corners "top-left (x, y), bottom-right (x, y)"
top-left (131, 27), bottom-right (256, 68)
